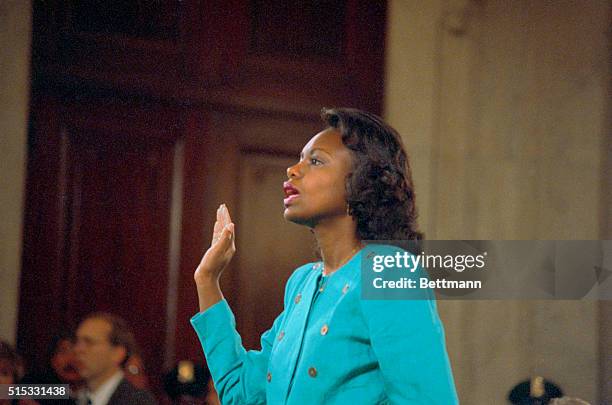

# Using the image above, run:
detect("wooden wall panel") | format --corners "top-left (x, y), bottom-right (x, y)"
top-left (32, 1), bottom-right (386, 114)
top-left (18, 98), bottom-right (67, 372)
top-left (68, 1), bottom-right (180, 40)
top-left (248, 0), bottom-right (347, 57)
top-left (63, 129), bottom-right (174, 386)
top-left (32, 0), bottom-right (186, 85)
top-left (18, 97), bottom-right (182, 394)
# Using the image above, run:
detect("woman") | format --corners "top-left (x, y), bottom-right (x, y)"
top-left (0, 340), bottom-right (39, 405)
top-left (191, 108), bottom-right (458, 404)
top-left (21, 332), bottom-right (83, 405)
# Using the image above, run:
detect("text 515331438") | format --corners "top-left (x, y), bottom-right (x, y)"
top-left (0, 384), bottom-right (69, 399)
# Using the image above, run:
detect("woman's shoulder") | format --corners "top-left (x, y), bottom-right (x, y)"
top-left (280, 261), bottom-right (321, 300)
top-left (362, 242), bottom-right (416, 255)
top-left (287, 261), bottom-right (321, 286)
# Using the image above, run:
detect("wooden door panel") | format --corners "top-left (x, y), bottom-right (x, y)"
top-left (191, 111), bottom-right (322, 349)
top-left (32, 1), bottom-right (385, 114)
top-left (18, 98), bottom-right (67, 372)
top-left (237, 153), bottom-right (316, 348)
top-left (18, 97), bottom-right (181, 392)
top-left (66, 132), bottom-right (174, 376)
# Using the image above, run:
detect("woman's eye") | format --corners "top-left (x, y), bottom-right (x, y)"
top-left (310, 158), bottom-right (322, 165)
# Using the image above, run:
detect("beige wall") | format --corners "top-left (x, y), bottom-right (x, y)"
top-left (0, 0), bottom-right (31, 344)
top-left (385, 0), bottom-right (610, 403)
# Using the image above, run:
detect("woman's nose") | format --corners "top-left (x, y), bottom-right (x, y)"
top-left (287, 163), bottom-right (301, 178)
top-left (74, 341), bottom-right (84, 353)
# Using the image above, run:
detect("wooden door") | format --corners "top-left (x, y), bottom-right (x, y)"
top-left (19, 96), bottom-right (181, 394)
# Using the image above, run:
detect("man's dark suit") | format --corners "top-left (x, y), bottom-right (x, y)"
top-left (107, 379), bottom-right (157, 405)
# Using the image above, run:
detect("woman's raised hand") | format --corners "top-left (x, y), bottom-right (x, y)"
top-left (194, 204), bottom-right (235, 286)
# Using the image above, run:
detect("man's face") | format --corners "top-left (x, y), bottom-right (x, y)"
top-left (74, 318), bottom-right (125, 382)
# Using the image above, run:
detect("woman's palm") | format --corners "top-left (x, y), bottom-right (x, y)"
top-left (194, 204), bottom-right (235, 284)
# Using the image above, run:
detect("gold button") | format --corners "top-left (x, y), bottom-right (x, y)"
top-left (267, 372), bottom-right (272, 382)
top-left (342, 283), bottom-right (350, 294)
top-left (319, 285), bottom-right (325, 293)
top-left (277, 331), bottom-right (285, 341)
top-left (320, 324), bottom-right (329, 335)
top-left (308, 367), bottom-right (317, 378)
top-left (294, 294), bottom-right (301, 304)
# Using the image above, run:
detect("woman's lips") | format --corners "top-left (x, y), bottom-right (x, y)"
top-left (284, 194), bottom-right (300, 206)
top-left (283, 182), bottom-right (300, 206)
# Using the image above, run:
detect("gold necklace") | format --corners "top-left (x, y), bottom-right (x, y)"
top-left (323, 244), bottom-right (363, 276)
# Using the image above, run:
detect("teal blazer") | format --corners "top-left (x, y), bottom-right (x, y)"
top-left (191, 246), bottom-right (458, 404)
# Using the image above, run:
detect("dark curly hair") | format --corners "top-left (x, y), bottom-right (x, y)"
top-left (321, 108), bottom-right (423, 241)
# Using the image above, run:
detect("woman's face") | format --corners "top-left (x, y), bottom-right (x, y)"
top-left (51, 339), bottom-right (81, 383)
top-left (283, 128), bottom-right (353, 227)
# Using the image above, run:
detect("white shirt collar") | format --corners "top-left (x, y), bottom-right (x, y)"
top-left (83, 370), bottom-right (124, 405)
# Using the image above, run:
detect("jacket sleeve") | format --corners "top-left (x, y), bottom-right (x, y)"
top-left (359, 278), bottom-right (459, 404)
top-left (191, 300), bottom-right (282, 405)
top-left (190, 267), bottom-right (305, 405)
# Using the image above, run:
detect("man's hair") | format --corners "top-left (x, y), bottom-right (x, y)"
top-left (83, 312), bottom-right (136, 367)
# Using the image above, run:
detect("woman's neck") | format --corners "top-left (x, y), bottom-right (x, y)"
top-left (313, 216), bottom-right (362, 274)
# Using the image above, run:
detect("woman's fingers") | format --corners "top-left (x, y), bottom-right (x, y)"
top-left (220, 205), bottom-right (228, 228)
top-left (217, 204), bottom-right (223, 224)
top-left (212, 221), bottom-right (221, 245)
top-left (195, 207), bottom-right (235, 284)
top-left (212, 205), bottom-right (226, 244)
top-left (211, 204), bottom-right (234, 246)
top-left (224, 204), bottom-right (232, 224)
top-left (218, 204), bottom-right (232, 227)
top-left (228, 223), bottom-right (235, 243)
top-left (214, 223), bottom-right (234, 252)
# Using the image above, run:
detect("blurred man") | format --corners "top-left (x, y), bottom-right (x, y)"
top-left (74, 313), bottom-right (156, 405)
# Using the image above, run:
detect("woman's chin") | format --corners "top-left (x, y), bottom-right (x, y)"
top-left (283, 208), bottom-right (312, 227)
top-left (283, 208), bottom-right (299, 222)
